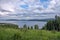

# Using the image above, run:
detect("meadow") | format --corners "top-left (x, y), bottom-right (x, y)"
top-left (0, 26), bottom-right (60, 40)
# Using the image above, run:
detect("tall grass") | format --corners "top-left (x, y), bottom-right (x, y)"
top-left (0, 28), bottom-right (60, 40)
top-left (0, 23), bottom-right (60, 40)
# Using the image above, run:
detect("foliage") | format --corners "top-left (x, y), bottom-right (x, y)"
top-left (23, 24), bottom-right (27, 29)
top-left (28, 26), bottom-right (30, 29)
top-left (34, 24), bottom-right (39, 29)
top-left (31, 26), bottom-right (33, 29)
top-left (0, 23), bottom-right (18, 29)
top-left (42, 16), bottom-right (60, 31)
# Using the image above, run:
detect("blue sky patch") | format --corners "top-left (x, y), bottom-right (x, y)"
top-left (39, 0), bottom-right (50, 8)
top-left (40, 0), bottom-right (50, 3)
top-left (20, 4), bottom-right (29, 9)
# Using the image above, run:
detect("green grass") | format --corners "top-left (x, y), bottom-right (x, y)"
top-left (0, 28), bottom-right (60, 40)
top-left (0, 23), bottom-right (60, 40)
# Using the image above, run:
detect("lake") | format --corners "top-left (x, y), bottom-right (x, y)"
top-left (0, 21), bottom-right (47, 28)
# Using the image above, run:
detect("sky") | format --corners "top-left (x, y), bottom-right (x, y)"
top-left (0, 0), bottom-right (60, 19)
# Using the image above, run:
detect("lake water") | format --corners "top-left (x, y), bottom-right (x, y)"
top-left (0, 21), bottom-right (47, 28)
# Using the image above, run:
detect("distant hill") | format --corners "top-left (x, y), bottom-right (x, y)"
top-left (5, 18), bottom-right (55, 21)
top-left (6, 19), bottom-right (20, 21)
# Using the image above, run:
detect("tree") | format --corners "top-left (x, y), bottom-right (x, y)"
top-left (28, 26), bottom-right (30, 29)
top-left (42, 16), bottom-right (60, 31)
top-left (34, 25), bottom-right (39, 29)
top-left (31, 26), bottom-right (33, 29)
top-left (23, 24), bottom-right (27, 29)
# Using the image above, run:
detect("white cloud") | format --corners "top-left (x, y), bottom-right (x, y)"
top-left (0, 0), bottom-right (60, 19)
top-left (1, 4), bottom-right (15, 12)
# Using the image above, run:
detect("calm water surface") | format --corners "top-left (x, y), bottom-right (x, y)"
top-left (0, 21), bottom-right (47, 28)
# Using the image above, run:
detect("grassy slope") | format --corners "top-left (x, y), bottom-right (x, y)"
top-left (0, 28), bottom-right (60, 40)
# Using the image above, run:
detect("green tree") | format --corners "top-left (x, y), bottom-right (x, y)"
top-left (31, 26), bottom-right (33, 29)
top-left (34, 25), bottom-right (39, 29)
top-left (42, 15), bottom-right (60, 31)
top-left (28, 26), bottom-right (30, 29)
top-left (23, 24), bottom-right (27, 29)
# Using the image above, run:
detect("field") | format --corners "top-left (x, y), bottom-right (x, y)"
top-left (0, 28), bottom-right (60, 40)
top-left (0, 23), bottom-right (60, 40)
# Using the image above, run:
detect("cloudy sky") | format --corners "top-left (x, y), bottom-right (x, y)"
top-left (0, 0), bottom-right (60, 19)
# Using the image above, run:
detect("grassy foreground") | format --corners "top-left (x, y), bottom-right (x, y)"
top-left (0, 28), bottom-right (60, 40)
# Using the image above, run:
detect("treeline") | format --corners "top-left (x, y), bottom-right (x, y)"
top-left (0, 23), bottom-right (39, 30)
top-left (0, 23), bottom-right (18, 29)
top-left (21, 24), bottom-right (39, 29)
top-left (42, 15), bottom-right (60, 31)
